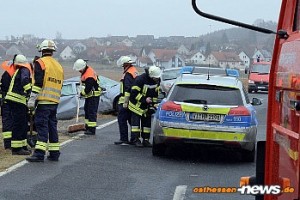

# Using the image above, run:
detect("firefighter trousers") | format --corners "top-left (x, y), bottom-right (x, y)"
top-left (117, 104), bottom-right (133, 141)
top-left (8, 101), bottom-right (28, 152)
top-left (131, 112), bottom-right (151, 140)
top-left (33, 104), bottom-right (60, 158)
top-left (1, 102), bottom-right (13, 149)
top-left (84, 96), bottom-right (100, 134)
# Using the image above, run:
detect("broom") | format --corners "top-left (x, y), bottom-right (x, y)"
top-left (67, 83), bottom-right (85, 133)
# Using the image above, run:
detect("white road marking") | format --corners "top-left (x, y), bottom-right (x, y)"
top-left (0, 119), bottom-right (117, 177)
top-left (173, 185), bottom-right (187, 200)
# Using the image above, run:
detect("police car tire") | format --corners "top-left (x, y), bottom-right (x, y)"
top-left (241, 147), bottom-right (255, 162)
top-left (152, 140), bottom-right (166, 157)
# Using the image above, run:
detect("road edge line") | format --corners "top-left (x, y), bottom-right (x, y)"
top-left (0, 119), bottom-right (117, 177)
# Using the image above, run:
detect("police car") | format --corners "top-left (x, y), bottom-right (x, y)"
top-left (151, 73), bottom-right (261, 162)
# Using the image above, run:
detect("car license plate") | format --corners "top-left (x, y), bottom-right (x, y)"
top-left (189, 113), bottom-right (222, 122)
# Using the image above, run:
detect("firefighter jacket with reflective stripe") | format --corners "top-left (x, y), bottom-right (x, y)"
top-left (128, 73), bottom-right (160, 116)
top-left (33, 57), bottom-right (64, 104)
top-left (81, 66), bottom-right (101, 98)
top-left (118, 66), bottom-right (138, 104)
top-left (5, 64), bottom-right (33, 105)
top-left (0, 61), bottom-right (16, 99)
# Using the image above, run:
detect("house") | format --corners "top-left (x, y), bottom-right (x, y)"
top-left (121, 38), bottom-right (133, 47)
top-left (136, 56), bottom-right (153, 68)
top-left (60, 46), bottom-right (76, 61)
top-left (185, 51), bottom-right (206, 65)
top-left (252, 49), bottom-right (272, 62)
top-left (238, 51), bottom-right (251, 70)
top-left (208, 51), bottom-right (242, 69)
top-left (177, 44), bottom-right (190, 55)
top-left (150, 49), bottom-right (185, 69)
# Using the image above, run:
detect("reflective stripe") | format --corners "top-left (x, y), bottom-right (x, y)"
top-left (131, 126), bottom-right (141, 132)
top-left (142, 85), bottom-right (148, 95)
top-left (136, 93), bottom-right (143, 101)
top-left (23, 83), bottom-right (32, 91)
top-left (32, 85), bottom-right (42, 93)
top-left (118, 96), bottom-right (125, 104)
top-left (5, 93), bottom-right (26, 104)
top-left (2, 131), bottom-right (12, 139)
top-left (162, 128), bottom-right (246, 141)
top-left (48, 143), bottom-right (60, 151)
top-left (181, 105), bottom-right (230, 114)
top-left (87, 121), bottom-right (97, 127)
top-left (128, 102), bottom-right (144, 116)
top-left (143, 127), bottom-right (151, 133)
top-left (120, 82), bottom-right (124, 94)
top-left (35, 141), bottom-right (47, 151)
top-left (132, 86), bottom-right (141, 91)
top-left (11, 140), bottom-right (23, 148)
top-left (22, 139), bottom-right (27, 147)
top-left (124, 92), bottom-right (130, 97)
top-left (85, 119), bottom-right (89, 123)
top-left (38, 93), bottom-right (60, 101)
top-left (82, 90), bottom-right (101, 98)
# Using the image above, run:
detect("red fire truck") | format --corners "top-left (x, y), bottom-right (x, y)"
top-left (192, 0), bottom-right (300, 199)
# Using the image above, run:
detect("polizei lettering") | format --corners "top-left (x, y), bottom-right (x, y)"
top-left (48, 77), bottom-right (62, 84)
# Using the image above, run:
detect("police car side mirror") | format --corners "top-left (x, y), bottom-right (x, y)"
top-left (251, 97), bottom-right (262, 106)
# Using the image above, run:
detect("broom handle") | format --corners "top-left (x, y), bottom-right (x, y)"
top-left (76, 82), bottom-right (82, 123)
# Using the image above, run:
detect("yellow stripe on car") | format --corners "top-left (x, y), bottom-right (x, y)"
top-left (162, 128), bottom-right (245, 141)
top-left (181, 104), bottom-right (230, 114)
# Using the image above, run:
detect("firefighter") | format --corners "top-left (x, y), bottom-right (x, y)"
top-left (128, 65), bottom-right (161, 147)
top-left (0, 55), bottom-right (17, 149)
top-left (73, 59), bottom-right (101, 135)
top-left (5, 54), bottom-right (32, 155)
top-left (114, 56), bottom-right (139, 145)
top-left (26, 39), bottom-right (64, 162)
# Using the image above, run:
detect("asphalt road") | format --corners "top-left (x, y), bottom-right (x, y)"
top-left (0, 92), bottom-right (268, 200)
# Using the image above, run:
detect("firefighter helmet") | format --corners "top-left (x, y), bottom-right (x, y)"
top-left (73, 59), bottom-right (87, 71)
top-left (117, 56), bottom-right (134, 67)
top-left (14, 54), bottom-right (28, 65)
top-left (148, 65), bottom-right (161, 78)
top-left (38, 40), bottom-right (57, 52)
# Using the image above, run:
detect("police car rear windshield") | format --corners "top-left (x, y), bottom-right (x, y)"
top-left (168, 84), bottom-right (243, 106)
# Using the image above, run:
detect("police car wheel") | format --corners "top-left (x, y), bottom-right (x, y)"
top-left (152, 140), bottom-right (166, 157)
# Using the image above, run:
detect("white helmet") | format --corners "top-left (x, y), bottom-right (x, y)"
top-left (14, 54), bottom-right (28, 65)
top-left (73, 59), bottom-right (87, 71)
top-left (38, 39), bottom-right (57, 52)
top-left (148, 65), bottom-right (162, 78)
top-left (117, 56), bottom-right (134, 67)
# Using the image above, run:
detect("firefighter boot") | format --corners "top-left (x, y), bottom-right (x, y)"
top-left (26, 150), bottom-right (44, 162)
top-left (47, 152), bottom-right (60, 161)
top-left (12, 148), bottom-right (31, 155)
top-left (142, 139), bottom-right (152, 147)
top-left (84, 127), bottom-right (95, 135)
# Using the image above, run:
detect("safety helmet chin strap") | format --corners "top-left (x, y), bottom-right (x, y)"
top-left (123, 64), bottom-right (131, 73)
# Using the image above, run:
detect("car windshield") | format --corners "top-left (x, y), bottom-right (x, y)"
top-left (168, 84), bottom-right (243, 105)
top-left (162, 69), bottom-right (181, 81)
top-left (99, 75), bottom-right (118, 87)
top-left (251, 64), bottom-right (271, 73)
top-left (61, 84), bottom-right (76, 96)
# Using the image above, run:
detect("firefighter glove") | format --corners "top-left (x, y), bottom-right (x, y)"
top-left (123, 96), bottom-right (130, 109)
top-left (27, 92), bottom-right (38, 110)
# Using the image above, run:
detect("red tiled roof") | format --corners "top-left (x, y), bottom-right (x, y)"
top-left (152, 49), bottom-right (177, 61)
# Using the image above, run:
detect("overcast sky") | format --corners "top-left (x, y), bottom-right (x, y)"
top-left (1, 0), bottom-right (281, 40)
